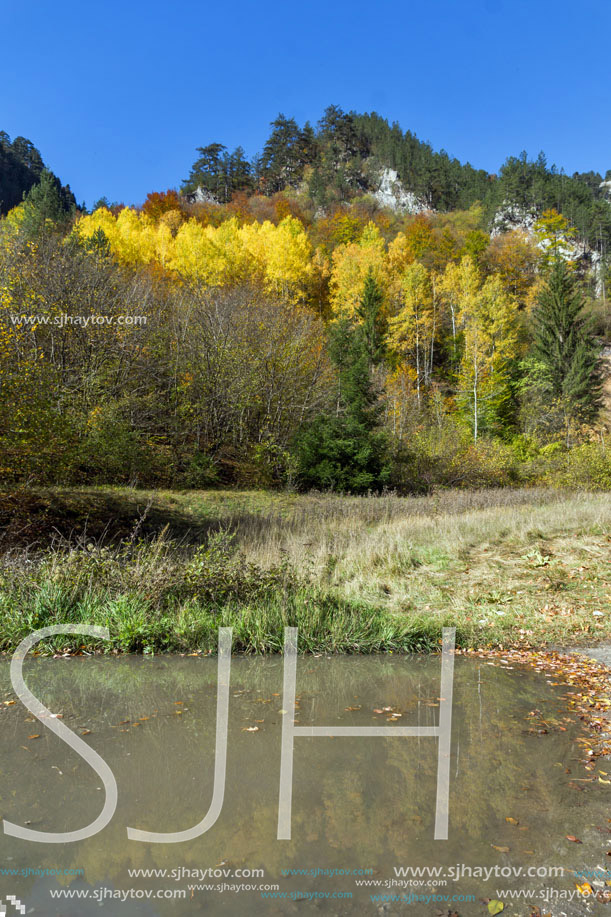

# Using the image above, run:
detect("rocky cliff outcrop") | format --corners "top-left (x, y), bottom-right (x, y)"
top-left (492, 202), bottom-right (604, 292)
top-left (372, 168), bottom-right (429, 214)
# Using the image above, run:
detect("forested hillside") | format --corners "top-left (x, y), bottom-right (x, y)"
top-left (1, 109), bottom-right (610, 493)
top-left (0, 132), bottom-right (75, 215)
top-left (183, 106), bottom-right (611, 252)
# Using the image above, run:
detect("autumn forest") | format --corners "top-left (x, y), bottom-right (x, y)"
top-left (1, 107), bottom-right (610, 493)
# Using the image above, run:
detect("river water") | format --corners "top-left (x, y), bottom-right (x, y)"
top-left (0, 654), bottom-right (608, 915)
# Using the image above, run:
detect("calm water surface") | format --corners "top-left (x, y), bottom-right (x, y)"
top-left (0, 654), bottom-right (608, 916)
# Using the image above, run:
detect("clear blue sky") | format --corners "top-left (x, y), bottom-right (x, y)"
top-left (2, 0), bottom-right (609, 207)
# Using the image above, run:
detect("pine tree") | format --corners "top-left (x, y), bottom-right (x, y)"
top-left (259, 115), bottom-right (303, 193)
top-left (227, 147), bottom-right (253, 196)
top-left (532, 258), bottom-right (602, 438)
top-left (183, 144), bottom-right (254, 202)
top-left (296, 123), bottom-right (317, 171)
top-left (182, 143), bottom-right (227, 199)
top-left (21, 169), bottom-right (69, 235)
top-left (357, 268), bottom-right (387, 367)
top-left (295, 274), bottom-right (389, 492)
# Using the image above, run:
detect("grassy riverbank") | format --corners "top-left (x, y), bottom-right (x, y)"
top-left (0, 487), bottom-right (609, 653)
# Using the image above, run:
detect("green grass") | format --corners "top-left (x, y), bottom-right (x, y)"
top-left (0, 486), bottom-right (609, 653)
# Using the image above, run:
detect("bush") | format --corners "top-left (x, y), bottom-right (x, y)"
top-left (528, 440), bottom-right (611, 489)
top-left (391, 423), bottom-right (518, 492)
top-left (180, 451), bottom-right (220, 488)
top-left (75, 412), bottom-right (170, 486)
top-left (18, 528), bottom-right (296, 609)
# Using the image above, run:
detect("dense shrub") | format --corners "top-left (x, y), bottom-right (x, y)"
top-left (391, 425), bottom-right (519, 493)
top-left (526, 440), bottom-right (611, 489)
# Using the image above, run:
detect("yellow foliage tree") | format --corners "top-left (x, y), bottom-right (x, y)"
top-left (456, 272), bottom-right (518, 440)
top-left (388, 262), bottom-right (437, 406)
top-left (439, 255), bottom-right (481, 367)
top-left (74, 210), bottom-right (314, 303)
top-left (485, 229), bottom-right (540, 298)
top-left (533, 208), bottom-right (577, 265)
top-left (329, 222), bottom-right (387, 318)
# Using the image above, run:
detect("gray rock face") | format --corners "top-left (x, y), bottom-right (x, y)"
top-left (491, 202), bottom-right (604, 294)
top-left (599, 178), bottom-right (611, 200)
top-left (490, 203), bottom-right (538, 237)
top-left (184, 187), bottom-right (217, 205)
top-left (372, 168), bottom-right (429, 214)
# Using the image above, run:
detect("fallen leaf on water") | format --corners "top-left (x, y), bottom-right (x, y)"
top-left (505, 817), bottom-right (519, 825)
top-left (599, 777), bottom-right (611, 785)
top-left (491, 845), bottom-right (509, 853)
top-left (3, 700), bottom-right (15, 706)
top-left (566, 835), bottom-right (582, 843)
top-left (27, 734), bottom-right (40, 740)
top-left (488, 901), bottom-right (504, 915)
top-left (576, 882), bottom-right (592, 896)
top-left (242, 726), bottom-right (259, 732)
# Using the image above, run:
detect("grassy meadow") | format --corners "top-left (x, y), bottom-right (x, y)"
top-left (0, 486), bottom-right (609, 654)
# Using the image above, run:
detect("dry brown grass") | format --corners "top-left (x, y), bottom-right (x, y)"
top-left (2, 486), bottom-right (610, 648)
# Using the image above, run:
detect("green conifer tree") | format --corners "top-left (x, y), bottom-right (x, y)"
top-left (295, 273), bottom-right (389, 492)
top-left (21, 169), bottom-right (69, 235)
top-left (532, 258), bottom-right (602, 439)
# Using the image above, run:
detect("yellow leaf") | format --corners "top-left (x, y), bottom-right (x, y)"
top-left (576, 882), bottom-right (593, 897)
